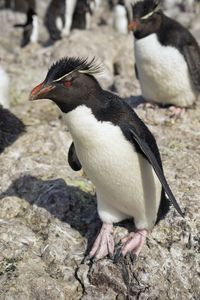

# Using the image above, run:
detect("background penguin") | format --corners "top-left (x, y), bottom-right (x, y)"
top-left (44, 0), bottom-right (66, 41)
top-left (72, 0), bottom-right (93, 30)
top-left (129, 0), bottom-right (200, 114)
top-left (113, 0), bottom-right (130, 34)
top-left (14, 8), bottom-right (38, 47)
top-left (62, 0), bottom-right (77, 37)
top-left (0, 65), bottom-right (10, 109)
top-left (29, 56), bottom-right (183, 260)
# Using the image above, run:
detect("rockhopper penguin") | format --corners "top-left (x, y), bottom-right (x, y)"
top-left (72, 0), bottom-right (93, 30)
top-left (113, 0), bottom-right (130, 34)
top-left (29, 57), bottom-right (183, 259)
top-left (129, 0), bottom-right (200, 111)
top-left (14, 8), bottom-right (38, 48)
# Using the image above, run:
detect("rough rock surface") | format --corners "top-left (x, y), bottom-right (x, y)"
top-left (0, 2), bottom-right (200, 300)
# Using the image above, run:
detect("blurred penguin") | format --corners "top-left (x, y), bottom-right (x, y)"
top-left (45, 0), bottom-right (66, 41)
top-left (0, 65), bottom-right (10, 109)
top-left (72, 0), bottom-right (93, 30)
top-left (113, 0), bottom-right (130, 34)
top-left (14, 8), bottom-right (38, 47)
top-left (62, 0), bottom-right (78, 36)
top-left (45, 0), bottom-right (97, 40)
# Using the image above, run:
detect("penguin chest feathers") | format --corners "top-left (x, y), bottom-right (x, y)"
top-left (30, 15), bottom-right (38, 43)
top-left (64, 105), bottom-right (161, 229)
top-left (114, 5), bottom-right (128, 34)
top-left (134, 33), bottom-right (198, 107)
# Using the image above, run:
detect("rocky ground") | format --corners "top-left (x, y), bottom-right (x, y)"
top-left (0, 2), bottom-right (200, 300)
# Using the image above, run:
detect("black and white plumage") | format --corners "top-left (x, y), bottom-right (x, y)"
top-left (113, 0), bottom-right (130, 34)
top-left (72, 0), bottom-right (93, 30)
top-left (45, 0), bottom-right (94, 41)
top-left (44, 0), bottom-right (67, 41)
top-left (0, 66), bottom-right (10, 109)
top-left (129, 0), bottom-right (200, 108)
top-left (14, 8), bottom-right (38, 47)
top-left (29, 56), bottom-right (183, 259)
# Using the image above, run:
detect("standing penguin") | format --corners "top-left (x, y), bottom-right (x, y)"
top-left (29, 57), bottom-right (183, 259)
top-left (0, 65), bottom-right (10, 109)
top-left (129, 0), bottom-right (200, 113)
top-left (44, 0), bottom-right (66, 41)
top-left (113, 0), bottom-right (130, 34)
top-left (62, 0), bottom-right (77, 37)
top-left (72, 0), bottom-right (93, 30)
top-left (14, 8), bottom-right (38, 47)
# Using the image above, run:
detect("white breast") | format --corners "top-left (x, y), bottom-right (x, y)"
top-left (64, 105), bottom-right (162, 230)
top-left (134, 33), bottom-right (198, 107)
top-left (30, 15), bottom-right (39, 43)
top-left (0, 66), bottom-right (10, 109)
top-left (62, 0), bottom-right (77, 36)
top-left (113, 5), bottom-right (128, 34)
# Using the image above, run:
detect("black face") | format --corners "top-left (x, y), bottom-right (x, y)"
top-left (129, 0), bottom-right (163, 39)
top-left (29, 57), bottom-right (102, 113)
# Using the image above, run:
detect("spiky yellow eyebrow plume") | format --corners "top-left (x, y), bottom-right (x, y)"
top-left (45, 57), bottom-right (103, 84)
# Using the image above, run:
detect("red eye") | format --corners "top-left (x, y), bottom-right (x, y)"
top-left (64, 80), bottom-right (72, 88)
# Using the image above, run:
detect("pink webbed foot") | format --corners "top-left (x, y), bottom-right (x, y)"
top-left (169, 106), bottom-right (185, 117)
top-left (89, 223), bottom-right (114, 260)
top-left (121, 229), bottom-right (148, 257)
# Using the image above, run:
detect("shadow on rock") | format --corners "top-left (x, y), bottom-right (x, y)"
top-left (0, 105), bottom-right (25, 154)
top-left (0, 175), bottom-right (100, 251)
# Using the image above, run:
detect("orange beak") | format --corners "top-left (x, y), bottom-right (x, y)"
top-left (128, 21), bottom-right (139, 32)
top-left (29, 82), bottom-right (55, 101)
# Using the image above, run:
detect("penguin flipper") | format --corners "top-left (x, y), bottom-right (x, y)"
top-left (128, 127), bottom-right (184, 217)
top-left (134, 63), bottom-right (139, 80)
top-left (183, 43), bottom-right (200, 92)
top-left (68, 142), bottom-right (82, 171)
top-left (14, 23), bottom-right (25, 28)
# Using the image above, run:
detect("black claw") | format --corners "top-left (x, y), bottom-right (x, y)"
top-left (113, 242), bottom-right (123, 264)
top-left (124, 252), bottom-right (137, 265)
top-left (108, 252), bottom-right (114, 261)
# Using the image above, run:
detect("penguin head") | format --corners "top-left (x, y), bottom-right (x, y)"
top-left (129, 0), bottom-right (162, 38)
top-left (29, 57), bottom-right (102, 113)
top-left (27, 8), bottom-right (37, 22)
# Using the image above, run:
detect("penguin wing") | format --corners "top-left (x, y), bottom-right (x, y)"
top-left (14, 23), bottom-right (25, 28)
top-left (183, 43), bottom-right (200, 92)
top-left (134, 63), bottom-right (139, 80)
top-left (21, 24), bottom-right (33, 47)
top-left (126, 124), bottom-right (184, 217)
top-left (68, 142), bottom-right (82, 171)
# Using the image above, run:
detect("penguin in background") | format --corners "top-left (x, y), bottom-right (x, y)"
top-left (128, 0), bottom-right (200, 115)
top-left (14, 8), bottom-right (38, 47)
top-left (0, 65), bottom-right (10, 109)
top-left (45, 0), bottom-right (95, 41)
top-left (72, 0), bottom-right (93, 30)
top-left (113, 0), bottom-right (130, 34)
top-left (29, 56), bottom-right (183, 260)
top-left (44, 0), bottom-right (66, 41)
top-left (62, 0), bottom-right (77, 37)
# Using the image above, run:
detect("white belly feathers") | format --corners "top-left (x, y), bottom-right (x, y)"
top-left (64, 105), bottom-right (162, 230)
top-left (134, 33), bottom-right (198, 107)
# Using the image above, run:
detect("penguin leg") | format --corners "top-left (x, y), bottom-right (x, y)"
top-left (121, 229), bottom-right (148, 256)
top-left (89, 223), bottom-right (114, 260)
